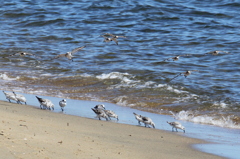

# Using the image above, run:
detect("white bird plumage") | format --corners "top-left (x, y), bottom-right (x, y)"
top-left (59, 99), bottom-right (67, 111)
top-left (13, 92), bottom-right (27, 105)
top-left (142, 116), bottom-right (155, 128)
top-left (53, 45), bottom-right (86, 61)
top-left (92, 104), bottom-right (119, 121)
top-left (167, 121), bottom-right (185, 133)
top-left (91, 107), bottom-right (109, 121)
top-left (36, 96), bottom-right (54, 110)
top-left (133, 112), bottom-right (144, 125)
top-left (133, 112), bottom-right (155, 128)
top-left (104, 110), bottom-right (119, 121)
top-left (2, 91), bottom-right (18, 103)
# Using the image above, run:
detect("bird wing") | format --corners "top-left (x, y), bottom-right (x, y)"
top-left (53, 53), bottom-right (66, 59)
top-left (2, 52), bottom-right (21, 58)
top-left (24, 52), bottom-right (35, 56)
top-left (104, 110), bottom-right (114, 116)
top-left (169, 73), bottom-right (182, 82)
top-left (112, 38), bottom-right (118, 45)
top-left (101, 35), bottom-right (108, 39)
top-left (217, 50), bottom-right (230, 54)
top-left (70, 45), bottom-right (86, 54)
top-left (142, 116), bottom-right (149, 121)
top-left (117, 35), bottom-right (126, 38)
top-left (104, 33), bottom-right (126, 38)
top-left (189, 70), bottom-right (199, 72)
top-left (205, 51), bottom-right (215, 54)
top-left (179, 54), bottom-right (191, 57)
top-left (104, 33), bottom-right (115, 37)
top-left (163, 57), bottom-right (174, 62)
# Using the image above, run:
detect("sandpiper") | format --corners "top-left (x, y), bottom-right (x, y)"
top-left (59, 99), bottom-right (67, 111)
top-left (101, 35), bottom-right (119, 45)
top-left (91, 107), bottom-right (109, 121)
top-left (2, 91), bottom-right (18, 103)
top-left (53, 45), bottom-right (86, 61)
top-left (36, 96), bottom-right (54, 110)
top-left (2, 52), bottom-right (38, 58)
top-left (142, 116), bottom-right (155, 128)
top-left (169, 70), bottom-right (199, 81)
top-left (133, 112), bottom-right (144, 125)
top-left (101, 33), bottom-right (126, 45)
top-left (104, 33), bottom-right (126, 39)
top-left (94, 104), bottom-right (106, 110)
top-left (13, 92), bottom-right (27, 105)
top-left (205, 50), bottom-right (230, 55)
top-left (104, 110), bottom-right (119, 121)
top-left (163, 54), bottom-right (191, 62)
top-left (167, 121), bottom-right (185, 133)
top-left (133, 112), bottom-right (155, 128)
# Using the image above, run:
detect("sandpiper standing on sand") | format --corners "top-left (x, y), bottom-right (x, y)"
top-left (59, 99), bottom-right (67, 111)
top-left (91, 104), bottom-right (109, 121)
top-left (13, 92), bottom-right (27, 105)
top-left (167, 121), bottom-right (185, 133)
top-left (3, 91), bottom-right (18, 103)
top-left (133, 112), bottom-right (144, 125)
top-left (133, 112), bottom-right (155, 128)
top-left (36, 96), bottom-right (54, 110)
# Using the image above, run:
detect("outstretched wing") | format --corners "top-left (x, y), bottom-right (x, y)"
top-left (169, 73), bottom-right (182, 82)
top-left (189, 70), bottom-right (199, 72)
top-left (104, 33), bottom-right (115, 37)
top-left (53, 53), bottom-right (66, 59)
top-left (220, 51), bottom-right (230, 54)
top-left (2, 53), bottom-right (20, 58)
top-left (179, 54), bottom-right (191, 57)
top-left (3, 52), bottom-right (39, 58)
top-left (163, 57), bottom-right (174, 62)
top-left (24, 52), bottom-right (34, 56)
top-left (70, 45), bottom-right (86, 54)
top-left (104, 33), bottom-right (126, 38)
top-left (112, 38), bottom-right (118, 45)
top-left (205, 51), bottom-right (216, 55)
top-left (205, 50), bottom-right (229, 55)
top-left (117, 35), bottom-right (126, 38)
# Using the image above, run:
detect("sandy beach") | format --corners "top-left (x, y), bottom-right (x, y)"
top-left (0, 100), bottom-right (225, 159)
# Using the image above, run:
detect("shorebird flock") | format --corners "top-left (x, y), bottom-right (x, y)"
top-left (2, 90), bottom-right (184, 132)
top-left (1, 32), bottom-right (229, 133)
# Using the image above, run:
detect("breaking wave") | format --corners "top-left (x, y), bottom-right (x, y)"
top-left (171, 110), bottom-right (240, 129)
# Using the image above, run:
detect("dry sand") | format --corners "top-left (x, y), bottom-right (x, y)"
top-left (0, 100), bottom-right (225, 159)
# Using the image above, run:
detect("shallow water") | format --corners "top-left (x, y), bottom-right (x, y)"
top-left (0, 0), bottom-right (239, 135)
top-left (1, 92), bottom-right (239, 158)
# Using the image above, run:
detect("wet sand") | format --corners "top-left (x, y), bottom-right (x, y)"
top-left (0, 100), bottom-right (225, 159)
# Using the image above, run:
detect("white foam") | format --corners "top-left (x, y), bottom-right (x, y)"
top-left (212, 102), bottom-right (228, 109)
top-left (171, 110), bottom-right (240, 129)
top-left (113, 96), bottom-right (129, 106)
top-left (0, 73), bottom-right (19, 81)
top-left (96, 72), bottom-right (131, 80)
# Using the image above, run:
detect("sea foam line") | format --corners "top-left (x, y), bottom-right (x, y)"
top-left (171, 110), bottom-right (240, 129)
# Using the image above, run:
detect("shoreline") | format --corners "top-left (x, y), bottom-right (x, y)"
top-left (0, 100), bottom-right (225, 159)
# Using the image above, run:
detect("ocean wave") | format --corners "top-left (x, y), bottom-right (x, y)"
top-left (0, 73), bottom-right (19, 81)
top-left (96, 72), bottom-right (132, 80)
top-left (171, 110), bottom-right (240, 129)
